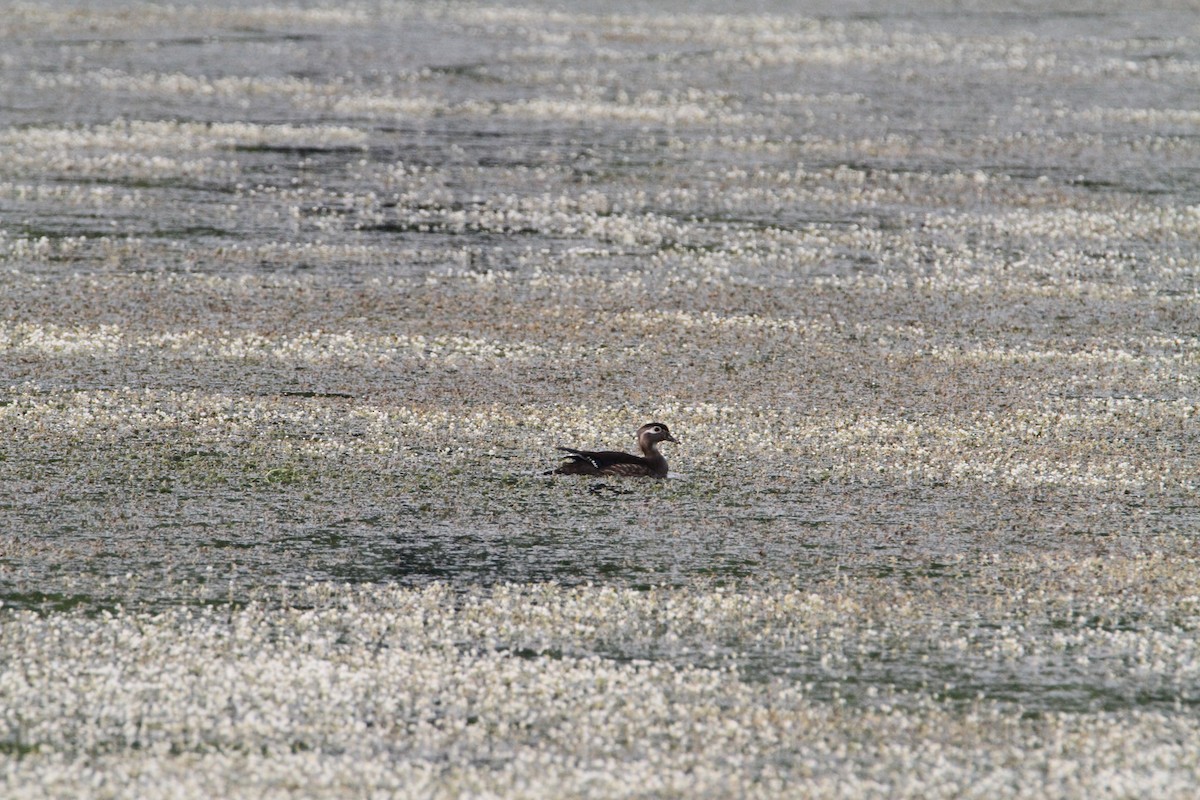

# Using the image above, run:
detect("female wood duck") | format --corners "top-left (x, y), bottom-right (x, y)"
top-left (552, 422), bottom-right (678, 478)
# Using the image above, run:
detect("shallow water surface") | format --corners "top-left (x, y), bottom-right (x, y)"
top-left (2, 2), bottom-right (1199, 796)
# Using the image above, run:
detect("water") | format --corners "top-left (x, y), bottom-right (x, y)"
top-left (2, 3), bottom-right (1200, 791)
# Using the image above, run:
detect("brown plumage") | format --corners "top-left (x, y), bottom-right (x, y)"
top-left (552, 422), bottom-right (679, 478)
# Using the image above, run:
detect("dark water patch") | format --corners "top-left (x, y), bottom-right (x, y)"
top-left (150, 226), bottom-right (238, 238)
top-left (0, 590), bottom-right (97, 614)
top-left (425, 63), bottom-right (504, 83)
top-left (230, 144), bottom-right (368, 156)
top-left (35, 32), bottom-right (324, 49)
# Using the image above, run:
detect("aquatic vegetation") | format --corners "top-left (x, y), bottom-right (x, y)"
top-left (4, 573), bottom-right (1200, 798)
top-left (1, 0), bottom-right (1198, 796)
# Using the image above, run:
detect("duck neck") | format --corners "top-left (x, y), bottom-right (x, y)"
top-left (638, 436), bottom-right (659, 459)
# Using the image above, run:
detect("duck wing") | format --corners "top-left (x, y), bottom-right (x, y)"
top-left (554, 447), bottom-right (657, 476)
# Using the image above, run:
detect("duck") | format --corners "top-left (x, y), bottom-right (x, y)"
top-left (552, 422), bottom-right (678, 478)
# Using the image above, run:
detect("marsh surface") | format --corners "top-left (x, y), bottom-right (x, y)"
top-left (2, 2), bottom-right (1199, 797)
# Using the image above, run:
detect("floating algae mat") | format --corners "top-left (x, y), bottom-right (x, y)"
top-left (2, 1), bottom-right (1199, 797)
